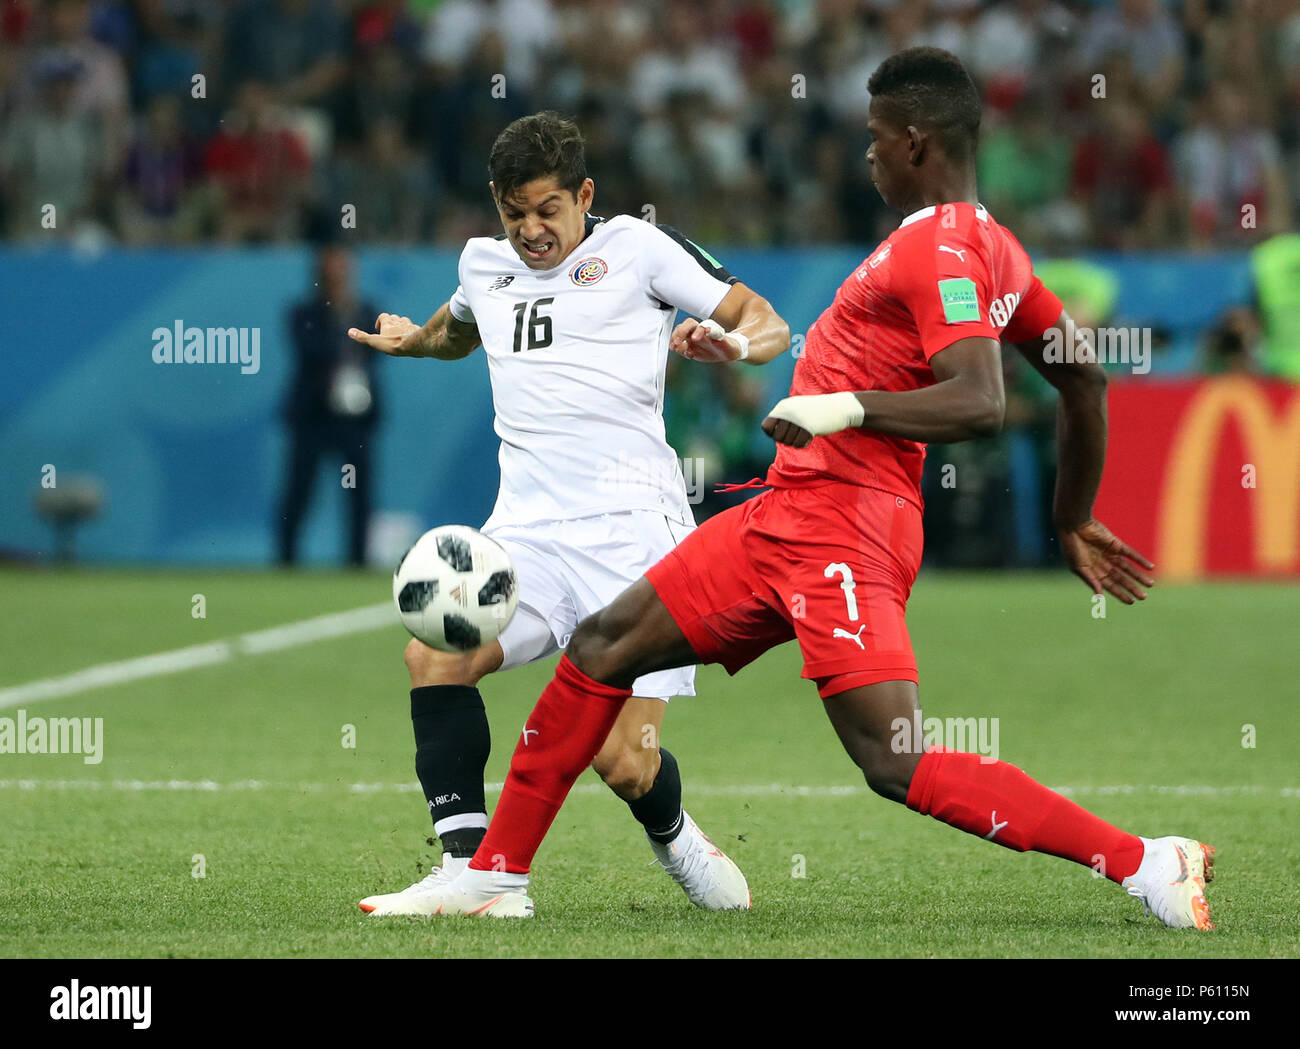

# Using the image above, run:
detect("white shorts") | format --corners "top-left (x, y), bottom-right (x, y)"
top-left (483, 510), bottom-right (697, 700)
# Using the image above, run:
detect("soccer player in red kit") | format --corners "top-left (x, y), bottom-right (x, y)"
top-left (410, 47), bottom-right (1215, 929)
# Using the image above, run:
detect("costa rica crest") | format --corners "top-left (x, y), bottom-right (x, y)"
top-left (570, 257), bottom-right (608, 286)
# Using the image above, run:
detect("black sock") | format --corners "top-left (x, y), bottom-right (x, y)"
top-left (627, 747), bottom-right (685, 843)
top-left (437, 827), bottom-right (487, 857)
top-left (411, 684), bottom-right (490, 858)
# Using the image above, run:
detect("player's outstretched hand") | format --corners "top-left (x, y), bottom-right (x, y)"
top-left (1059, 518), bottom-right (1155, 605)
top-left (671, 318), bottom-right (741, 362)
top-left (348, 313), bottom-right (423, 356)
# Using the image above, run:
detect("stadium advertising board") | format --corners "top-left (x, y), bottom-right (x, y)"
top-left (1097, 377), bottom-right (1300, 579)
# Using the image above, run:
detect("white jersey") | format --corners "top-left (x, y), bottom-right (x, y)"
top-left (449, 214), bottom-right (736, 529)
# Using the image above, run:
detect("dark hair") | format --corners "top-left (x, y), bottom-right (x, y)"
top-left (867, 47), bottom-right (981, 161)
top-left (488, 111), bottom-right (587, 204)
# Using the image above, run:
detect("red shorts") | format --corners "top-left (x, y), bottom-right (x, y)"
top-left (646, 482), bottom-right (923, 698)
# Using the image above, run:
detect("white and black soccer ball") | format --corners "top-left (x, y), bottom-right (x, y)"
top-left (393, 525), bottom-right (518, 652)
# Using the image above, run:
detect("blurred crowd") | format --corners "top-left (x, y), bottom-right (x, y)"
top-left (5, 0), bottom-right (1294, 568)
top-left (2, 0), bottom-right (1300, 251)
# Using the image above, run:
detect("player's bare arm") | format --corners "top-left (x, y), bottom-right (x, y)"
top-left (1012, 310), bottom-right (1155, 604)
top-left (347, 303), bottom-right (481, 360)
top-left (669, 282), bottom-right (790, 365)
top-left (761, 335), bottom-right (1005, 447)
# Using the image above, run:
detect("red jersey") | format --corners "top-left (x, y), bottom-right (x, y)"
top-left (766, 202), bottom-right (1063, 506)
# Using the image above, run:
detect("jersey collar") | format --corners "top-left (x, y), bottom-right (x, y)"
top-left (898, 202), bottom-right (989, 228)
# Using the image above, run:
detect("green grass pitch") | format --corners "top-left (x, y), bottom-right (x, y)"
top-left (0, 566), bottom-right (1296, 958)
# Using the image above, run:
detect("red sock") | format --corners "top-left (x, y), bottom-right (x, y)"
top-left (906, 747), bottom-right (1144, 883)
top-left (470, 655), bottom-right (630, 874)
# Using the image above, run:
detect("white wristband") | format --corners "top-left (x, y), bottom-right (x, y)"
top-left (765, 392), bottom-right (865, 436)
top-left (698, 319), bottom-right (749, 361)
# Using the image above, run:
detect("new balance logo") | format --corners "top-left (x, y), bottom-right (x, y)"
top-left (489, 275), bottom-right (515, 291)
top-left (521, 727), bottom-right (539, 745)
top-left (985, 811), bottom-right (1009, 840)
top-left (938, 245), bottom-right (967, 262)
top-left (832, 625), bottom-right (868, 650)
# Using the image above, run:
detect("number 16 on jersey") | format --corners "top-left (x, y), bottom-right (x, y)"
top-left (511, 298), bottom-right (555, 353)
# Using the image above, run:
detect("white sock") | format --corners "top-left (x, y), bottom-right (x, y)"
top-left (1125, 836), bottom-right (1161, 884)
top-left (440, 853), bottom-right (469, 877)
top-left (459, 864), bottom-right (529, 891)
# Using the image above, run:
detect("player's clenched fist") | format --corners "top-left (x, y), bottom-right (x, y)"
top-left (349, 313), bottom-right (423, 356)
top-left (671, 318), bottom-right (745, 362)
top-left (762, 392), bottom-right (866, 446)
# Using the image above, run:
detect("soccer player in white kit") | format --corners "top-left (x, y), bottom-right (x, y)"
top-left (348, 112), bottom-right (790, 915)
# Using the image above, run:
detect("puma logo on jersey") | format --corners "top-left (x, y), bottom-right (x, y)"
top-left (521, 727), bottom-right (539, 745)
top-left (985, 811), bottom-right (1009, 840)
top-left (938, 245), bottom-right (967, 262)
top-left (833, 625), bottom-right (868, 650)
top-left (489, 275), bottom-right (515, 291)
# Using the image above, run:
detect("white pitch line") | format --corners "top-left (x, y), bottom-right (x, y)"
top-left (0, 602), bottom-right (397, 710)
top-left (236, 603), bottom-right (396, 655)
top-left (0, 779), bottom-right (1294, 799)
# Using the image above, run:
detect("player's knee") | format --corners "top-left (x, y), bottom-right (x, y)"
top-left (565, 613), bottom-right (626, 683)
top-left (404, 638), bottom-right (478, 687)
top-left (592, 741), bottom-right (657, 800)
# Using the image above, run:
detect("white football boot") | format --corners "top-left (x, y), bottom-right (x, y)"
top-left (649, 811), bottom-right (751, 910)
top-left (358, 854), bottom-right (468, 916)
top-left (378, 864), bottom-right (534, 918)
top-left (1121, 836), bottom-right (1216, 930)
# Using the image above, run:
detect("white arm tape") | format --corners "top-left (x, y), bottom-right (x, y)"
top-left (765, 392), bottom-right (865, 436)
top-left (698, 319), bottom-right (750, 360)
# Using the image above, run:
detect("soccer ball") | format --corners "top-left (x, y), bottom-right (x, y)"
top-left (393, 525), bottom-right (518, 652)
